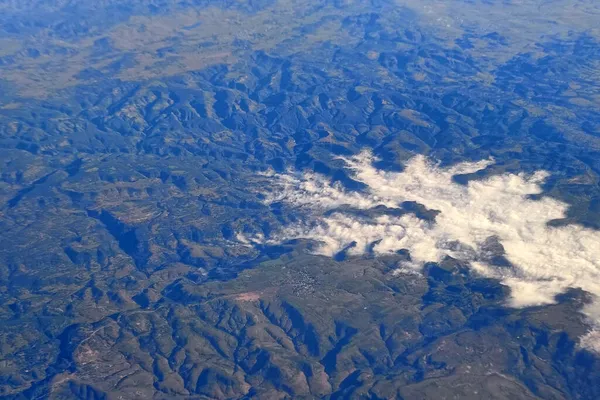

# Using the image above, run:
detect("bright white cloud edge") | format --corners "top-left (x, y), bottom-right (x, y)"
top-left (245, 151), bottom-right (600, 352)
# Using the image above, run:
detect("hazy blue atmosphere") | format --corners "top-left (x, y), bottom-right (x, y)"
top-left (0, 1), bottom-right (599, 398)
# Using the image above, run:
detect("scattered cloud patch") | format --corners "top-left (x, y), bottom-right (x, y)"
top-left (257, 151), bottom-right (600, 349)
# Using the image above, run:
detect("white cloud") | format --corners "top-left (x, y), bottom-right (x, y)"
top-left (258, 151), bottom-right (600, 350)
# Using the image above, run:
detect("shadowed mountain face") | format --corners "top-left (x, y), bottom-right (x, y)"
top-left (1, 0), bottom-right (600, 399)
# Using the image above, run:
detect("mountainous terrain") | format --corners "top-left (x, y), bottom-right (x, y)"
top-left (1, 0), bottom-right (600, 398)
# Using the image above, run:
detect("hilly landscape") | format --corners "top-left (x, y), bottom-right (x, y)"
top-left (0, 0), bottom-right (600, 399)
